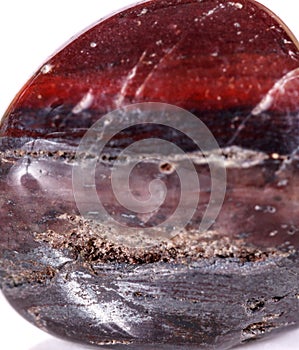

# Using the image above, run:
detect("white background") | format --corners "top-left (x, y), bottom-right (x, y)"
top-left (0, 1), bottom-right (298, 349)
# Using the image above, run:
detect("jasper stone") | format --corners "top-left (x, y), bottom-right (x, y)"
top-left (0, 0), bottom-right (299, 349)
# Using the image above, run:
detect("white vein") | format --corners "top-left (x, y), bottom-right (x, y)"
top-left (135, 41), bottom-right (182, 98)
top-left (115, 50), bottom-right (147, 107)
top-left (72, 89), bottom-right (94, 114)
top-left (252, 68), bottom-right (299, 115)
top-left (228, 68), bottom-right (299, 145)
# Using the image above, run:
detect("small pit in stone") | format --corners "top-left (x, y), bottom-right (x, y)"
top-left (159, 162), bottom-right (175, 174)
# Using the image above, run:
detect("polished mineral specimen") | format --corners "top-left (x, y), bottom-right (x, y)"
top-left (0, 0), bottom-right (299, 349)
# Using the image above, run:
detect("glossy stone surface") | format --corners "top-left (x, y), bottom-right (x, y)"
top-left (0, 0), bottom-right (299, 349)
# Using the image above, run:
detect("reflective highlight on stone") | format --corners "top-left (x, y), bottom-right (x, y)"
top-left (0, 0), bottom-right (299, 349)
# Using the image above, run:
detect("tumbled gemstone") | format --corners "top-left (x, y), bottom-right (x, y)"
top-left (0, 0), bottom-right (299, 349)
